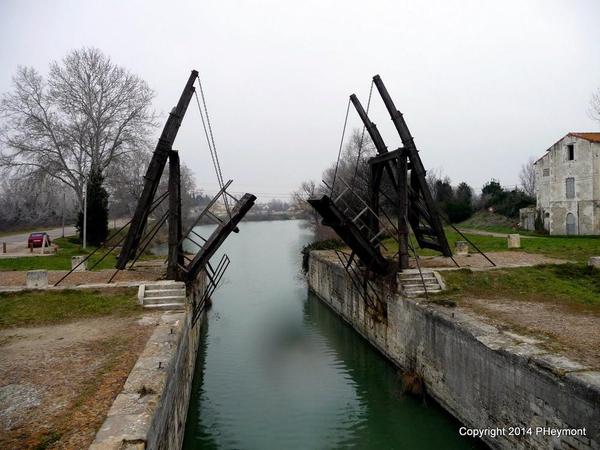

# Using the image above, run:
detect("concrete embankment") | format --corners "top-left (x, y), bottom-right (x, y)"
top-left (90, 273), bottom-right (207, 450)
top-left (308, 251), bottom-right (600, 450)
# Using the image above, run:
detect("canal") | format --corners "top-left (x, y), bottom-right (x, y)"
top-left (182, 220), bottom-right (480, 450)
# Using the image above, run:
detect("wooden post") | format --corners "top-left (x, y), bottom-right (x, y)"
top-left (2, 242), bottom-right (5, 254)
top-left (397, 153), bottom-right (409, 270)
top-left (167, 150), bottom-right (183, 280)
top-left (368, 164), bottom-right (383, 236)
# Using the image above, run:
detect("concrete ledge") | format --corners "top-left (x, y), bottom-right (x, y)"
top-left (90, 273), bottom-right (207, 450)
top-left (308, 251), bottom-right (600, 450)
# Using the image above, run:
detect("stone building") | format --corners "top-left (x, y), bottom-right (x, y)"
top-left (530, 132), bottom-right (600, 235)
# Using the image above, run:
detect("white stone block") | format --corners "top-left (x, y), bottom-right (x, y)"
top-left (455, 241), bottom-right (469, 256)
top-left (588, 256), bottom-right (600, 268)
top-left (138, 284), bottom-right (145, 305)
top-left (507, 234), bottom-right (521, 249)
top-left (26, 270), bottom-right (48, 288)
top-left (71, 255), bottom-right (87, 272)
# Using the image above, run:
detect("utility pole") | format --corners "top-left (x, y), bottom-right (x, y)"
top-left (83, 183), bottom-right (87, 249)
top-left (62, 191), bottom-right (65, 238)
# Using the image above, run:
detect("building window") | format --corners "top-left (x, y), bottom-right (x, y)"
top-left (543, 168), bottom-right (550, 177)
top-left (567, 144), bottom-right (574, 161)
top-left (566, 177), bottom-right (575, 199)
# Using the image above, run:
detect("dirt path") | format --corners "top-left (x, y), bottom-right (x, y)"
top-left (414, 251), bottom-right (566, 269)
top-left (0, 314), bottom-right (160, 449)
top-left (458, 298), bottom-right (600, 369)
top-left (0, 267), bottom-right (161, 287)
top-left (456, 228), bottom-right (533, 238)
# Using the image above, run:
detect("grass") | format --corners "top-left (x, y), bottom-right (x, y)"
top-left (456, 211), bottom-right (538, 236)
top-left (440, 263), bottom-right (600, 309)
top-left (33, 431), bottom-right (62, 450)
top-left (381, 228), bottom-right (600, 262)
top-left (515, 235), bottom-right (600, 262)
top-left (0, 232), bottom-right (161, 272)
top-left (0, 288), bottom-right (141, 329)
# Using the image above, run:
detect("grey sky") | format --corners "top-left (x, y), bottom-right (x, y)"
top-left (1, 0), bottom-right (599, 200)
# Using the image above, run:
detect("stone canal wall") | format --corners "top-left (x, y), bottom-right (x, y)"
top-left (90, 273), bottom-right (207, 450)
top-left (308, 251), bottom-right (600, 450)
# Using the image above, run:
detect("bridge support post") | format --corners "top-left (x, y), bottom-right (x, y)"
top-left (167, 150), bottom-right (183, 280)
top-left (397, 152), bottom-right (409, 270)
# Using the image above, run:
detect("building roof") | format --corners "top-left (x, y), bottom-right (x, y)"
top-left (568, 132), bottom-right (600, 143)
top-left (535, 132), bottom-right (600, 164)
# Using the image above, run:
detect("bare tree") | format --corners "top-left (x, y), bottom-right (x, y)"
top-left (425, 167), bottom-right (445, 200)
top-left (293, 128), bottom-right (376, 233)
top-left (0, 47), bottom-right (156, 208)
top-left (148, 158), bottom-right (198, 226)
top-left (0, 174), bottom-right (77, 230)
top-left (104, 148), bottom-right (152, 218)
top-left (589, 86), bottom-right (600, 125)
top-left (322, 128), bottom-right (376, 201)
top-left (292, 180), bottom-right (321, 229)
top-left (519, 156), bottom-right (537, 197)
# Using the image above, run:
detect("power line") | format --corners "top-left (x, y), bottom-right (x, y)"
top-left (196, 191), bottom-right (295, 198)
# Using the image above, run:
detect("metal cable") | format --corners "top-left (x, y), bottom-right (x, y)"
top-left (194, 90), bottom-right (222, 192)
top-left (195, 75), bottom-right (231, 218)
top-left (330, 98), bottom-right (351, 197)
top-left (351, 80), bottom-right (374, 188)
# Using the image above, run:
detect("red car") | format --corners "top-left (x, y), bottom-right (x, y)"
top-left (28, 232), bottom-right (52, 248)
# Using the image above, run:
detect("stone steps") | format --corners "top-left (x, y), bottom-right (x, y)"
top-left (143, 281), bottom-right (185, 291)
top-left (398, 270), bottom-right (444, 298)
top-left (143, 295), bottom-right (186, 305)
top-left (139, 281), bottom-right (186, 310)
top-left (142, 303), bottom-right (185, 311)
top-left (144, 288), bottom-right (186, 298)
top-left (401, 276), bottom-right (437, 283)
top-left (403, 283), bottom-right (440, 290)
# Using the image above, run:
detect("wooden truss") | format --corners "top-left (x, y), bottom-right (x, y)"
top-left (310, 75), bottom-right (451, 274)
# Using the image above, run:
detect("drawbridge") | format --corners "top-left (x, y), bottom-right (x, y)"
top-left (308, 75), bottom-right (494, 307)
top-left (55, 70), bottom-right (256, 325)
top-left (310, 75), bottom-right (451, 277)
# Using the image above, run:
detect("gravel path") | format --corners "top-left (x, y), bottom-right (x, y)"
top-left (0, 269), bottom-right (160, 287)
top-left (456, 228), bottom-right (534, 238)
top-left (459, 298), bottom-right (600, 369)
top-left (0, 313), bottom-right (160, 449)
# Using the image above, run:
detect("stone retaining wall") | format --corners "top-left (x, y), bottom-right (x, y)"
top-left (308, 251), bottom-right (600, 450)
top-left (90, 273), bottom-right (207, 450)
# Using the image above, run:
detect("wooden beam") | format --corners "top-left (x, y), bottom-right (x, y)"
top-left (369, 148), bottom-right (405, 166)
top-left (117, 70), bottom-right (198, 269)
top-left (186, 194), bottom-right (256, 281)
top-left (308, 196), bottom-right (389, 274)
top-left (373, 74), bottom-right (452, 257)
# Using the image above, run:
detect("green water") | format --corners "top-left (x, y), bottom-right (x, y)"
top-left (183, 220), bottom-right (482, 450)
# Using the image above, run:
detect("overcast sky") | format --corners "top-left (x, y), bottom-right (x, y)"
top-left (1, 0), bottom-right (599, 200)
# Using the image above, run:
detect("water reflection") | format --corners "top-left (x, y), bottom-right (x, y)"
top-left (183, 220), bottom-right (481, 450)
